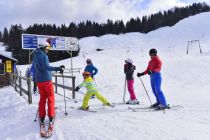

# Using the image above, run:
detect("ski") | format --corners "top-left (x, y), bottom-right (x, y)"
top-left (40, 123), bottom-right (46, 137)
top-left (113, 101), bottom-right (143, 106)
top-left (128, 105), bottom-right (183, 112)
top-left (78, 108), bottom-right (97, 113)
top-left (45, 122), bottom-right (54, 138)
top-left (108, 103), bottom-right (115, 108)
top-left (72, 106), bottom-right (97, 113)
top-left (42, 110), bottom-right (57, 138)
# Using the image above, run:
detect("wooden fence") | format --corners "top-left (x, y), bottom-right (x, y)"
top-left (53, 74), bottom-right (76, 99)
top-left (9, 73), bottom-right (76, 104)
top-left (9, 73), bottom-right (32, 104)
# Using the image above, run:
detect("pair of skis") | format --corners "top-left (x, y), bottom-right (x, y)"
top-left (128, 105), bottom-right (183, 112)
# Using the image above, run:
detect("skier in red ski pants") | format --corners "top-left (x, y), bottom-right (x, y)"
top-left (32, 41), bottom-right (65, 123)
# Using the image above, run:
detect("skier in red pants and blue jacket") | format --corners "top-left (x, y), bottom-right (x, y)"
top-left (137, 48), bottom-right (169, 110)
top-left (33, 41), bottom-right (65, 137)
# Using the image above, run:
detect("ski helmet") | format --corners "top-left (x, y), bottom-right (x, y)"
top-left (86, 59), bottom-right (92, 64)
top-left (39, 42), bottom-right (51, 50)
top-left (125, 58), bottom-right (133, 64)
top-left (149, 48), bottom-right (157, 56)
top-left (82, 71), bottom-right (91, 78)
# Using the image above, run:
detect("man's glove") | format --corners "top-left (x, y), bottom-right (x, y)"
top-left (59, 65), bottom-right (65, 74)
top-left (137, 72), bottom-right (144, 77)
top-left (74, 86), bottom-right (80, 92)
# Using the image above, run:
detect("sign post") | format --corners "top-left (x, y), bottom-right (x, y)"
top-left (22, 34), bottom-right (79, 51)
top-left (22, 34), bottom-right (79, 76)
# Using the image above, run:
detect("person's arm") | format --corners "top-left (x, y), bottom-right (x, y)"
top-left (143, 65), bottom-right (150, 75)
top-left (78, 81), bottom-right (87, 88)
top-left (124, 64), bottom-right (127, 74)
top-left (41, 55), bottom-right (60, 72)
top-left (92, 66), bottom-right (98, 76)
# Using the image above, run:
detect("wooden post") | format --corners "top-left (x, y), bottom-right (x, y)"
top-left (72, 77), bottom-right (75, 99)
top-left (28, 77), bottom-right (32, 104)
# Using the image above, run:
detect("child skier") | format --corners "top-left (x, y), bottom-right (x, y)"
top-left (124, 58), bottom-right (139, 104)
top-left (137, 48), bottom-right (169, 110)
top-left (74, 71), bottom-right (111, 110)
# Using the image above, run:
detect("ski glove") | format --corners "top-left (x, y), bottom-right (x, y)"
top-left (59, 65), bottom-right (65, 74)
top-left (137, 72), bottom-right (144, 77)
top-left (74, 86), bottom-right (80, 92)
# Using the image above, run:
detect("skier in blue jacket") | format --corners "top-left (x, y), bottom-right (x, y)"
top-left (33, 42), bottom-right (64, 137)
top-left (84, 59), bottom-right (98, 78)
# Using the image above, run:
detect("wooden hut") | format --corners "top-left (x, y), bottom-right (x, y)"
top-left (0, 52), bottom-right (18, 88)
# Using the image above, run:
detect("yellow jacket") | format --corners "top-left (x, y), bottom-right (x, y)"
top-left (79, 77), bottom-right (97, 93)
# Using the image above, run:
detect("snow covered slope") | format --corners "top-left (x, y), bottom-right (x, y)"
top-left (0, 12), bottom-right (210, 140)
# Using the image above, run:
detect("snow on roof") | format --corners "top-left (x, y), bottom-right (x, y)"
top-left (0, 52), bottom-right (18, 62)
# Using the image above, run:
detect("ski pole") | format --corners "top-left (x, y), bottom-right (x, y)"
top-left (139, 77), bottom-right (153, 106)
top-left (34, 108), bottom-right (38, 122)
top-left (123, 76), bottom-right (126, 103)
top-left (62, 73), bottom-right (68, 116)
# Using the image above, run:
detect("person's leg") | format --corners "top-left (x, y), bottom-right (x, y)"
top-left (153, 73), bottom-right (167, 107)
top-left (150, 75), bottom-right (160, 104)
top-left (37, 82), bottom-right (47, 120)
top-left (81, 92), bottom-right (93, 109)
top-left (127, 80), bottom-right (136, 100)
top-left (94, 91), bottom-right (109, 105)
top-left (45, 81), bottom-right (55, 118)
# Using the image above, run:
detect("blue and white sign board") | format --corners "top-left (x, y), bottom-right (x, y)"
top-left (22, 34), bottom-right (79, 51)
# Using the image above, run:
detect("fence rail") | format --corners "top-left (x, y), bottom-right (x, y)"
top-left (53, 74), bottom-right (76, 99)
top-left (9, 73), bottom-right (76, 104)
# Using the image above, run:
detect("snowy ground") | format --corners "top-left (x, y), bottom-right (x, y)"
top-left (0, 12), bottom-right (210, 140)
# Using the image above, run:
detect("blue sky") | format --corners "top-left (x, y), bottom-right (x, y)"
top-left (0, 0), bottom-right (209, 31)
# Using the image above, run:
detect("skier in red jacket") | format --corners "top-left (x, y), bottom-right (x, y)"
top-left (137, 48), bottom-right (169, 110)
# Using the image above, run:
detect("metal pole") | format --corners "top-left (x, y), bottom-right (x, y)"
top-left (66, 50), bottom-right (73, 77)
top-left (139, 77), bottom-right (152, 106)
top-left (62, 74), bottom-right (68, 116)
top-left (29, 50), bottom-right (30, 64)
top-left (29, 49), bottom-right (36, 64)
top-left (123, 77), bottom-right (126, 103)
top-left (71, 49), bottom-right (73, 77)
top-left (34, 109), bottom-right (39, 122)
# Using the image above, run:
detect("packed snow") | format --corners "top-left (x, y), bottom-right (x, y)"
top-left (0, 12), bottom-right (210, 140)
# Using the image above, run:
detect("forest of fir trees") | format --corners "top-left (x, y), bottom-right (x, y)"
top-left (0, 2), bottom-right (209, 64)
